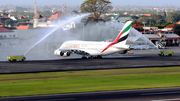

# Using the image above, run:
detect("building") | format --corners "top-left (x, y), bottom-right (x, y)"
top-left (143, 14), bottom-right (152, 17)
top-left (9, 14), bottom-right (24, 21)
top-left (141, 30), bottom-right (179, 46)
top-left (17, 25), bottom-right (33, 29)
top-left (48, 12), bottom-right (61, 20)
top-left (164, 24), bottom-right (177, 30)
top-left (16, 22), bottom-right (33, 29)
top-left (132, 24), bottom-right (143, 28)
top-left (0, 26), bottom-right (18, 46)
top-left (132, 23), bottom-right (180, 47)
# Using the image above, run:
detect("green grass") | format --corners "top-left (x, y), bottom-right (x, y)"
top-left (1, 67), bottom-right (180, 97)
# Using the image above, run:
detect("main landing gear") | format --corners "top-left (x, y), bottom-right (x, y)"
top-left (82, 55), bottom-right (102, 59)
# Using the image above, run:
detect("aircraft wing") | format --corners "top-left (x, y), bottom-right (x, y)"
top-left (58, 48), bottom-right (90, 55)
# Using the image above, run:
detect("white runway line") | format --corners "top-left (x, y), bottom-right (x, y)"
top-left (151, 98), bottom-right (180, 101)
top-left (141, 91), bottom-right (180, 95)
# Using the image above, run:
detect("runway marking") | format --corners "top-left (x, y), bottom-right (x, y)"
top-left (151, 98), bottom-right (180, 101)
top-left (37, 98), bottom-right (75, 101)
top-left (141, 91), bottom-right (180, 95)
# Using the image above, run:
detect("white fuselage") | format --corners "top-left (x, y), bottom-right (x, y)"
top-left (54, 41), bottom-right (129, 56)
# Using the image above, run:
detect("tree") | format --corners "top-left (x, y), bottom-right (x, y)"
top-left (81, 0), bottom-right (112, 22)
top-left (173, 25), bottom-right (180, 36)
top-left (166, 12), bottom-right (180, 23)
top-left (131, 16), bottom-right (139, 21)
top-left (5, 19), bottom-right (14, 26)
top-left (154, 20), bottom-right (172, 28)
top-left (151, 14), bottom-right (163, 22)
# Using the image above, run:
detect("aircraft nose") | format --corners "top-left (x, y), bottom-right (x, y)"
top-left (54, 50), bottom-right (58, 55)
top-left (54, 49), bottom-right (61, 56)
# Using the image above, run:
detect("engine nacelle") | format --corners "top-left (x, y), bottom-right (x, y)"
top-left (123, 50), bottom-right (128, 54)
top-left (62, 52), bottom-right (71, 57)
top-left (119, 49), bottom-right (128, 54)
top-left (54, 50), bottom-right (70, 57)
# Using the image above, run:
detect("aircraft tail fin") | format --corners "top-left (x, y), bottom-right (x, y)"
top-left (101, 21), bottom-right (132, 53)
top-left (113, 21), bottom-right (132, 45)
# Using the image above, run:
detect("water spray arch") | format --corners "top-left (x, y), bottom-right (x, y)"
top-left (23, 14), bottom-right (90, 55)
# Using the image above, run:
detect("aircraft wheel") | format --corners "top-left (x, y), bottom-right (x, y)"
top-left (97, 55), bottom-right (102, 59)
top-left (82, 56), bottom-right (87, 59)
top-left (88, 56), bottom-right (94, 59)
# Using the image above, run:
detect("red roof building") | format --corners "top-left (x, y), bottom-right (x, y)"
top-left (16, 25), bottom-right (32, 29)
top-left (143, 14), bottom-right (152, 17)
top-left (177, 21), bottom-right (180, 24)
top-left (48, 12), bottom-right (59, 20)
top-left (165, 34), bottom-right (180, 40)
top-left (169, 10), bottom-right (173, 12)
top-left (0, 26), bottom-right (13, 32)
top-left (165, 24), bottom-right (177, 28)
top-left (132, 24), bottom-right (143, 28)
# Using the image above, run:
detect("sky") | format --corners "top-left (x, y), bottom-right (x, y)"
top-left (0, 0), bottom-right (179, 7)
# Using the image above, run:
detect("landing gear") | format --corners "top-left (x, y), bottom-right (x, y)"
top-left (97, 55), bottom-right (102, 59)
top-left (82, 56), bottom-right (87, 59)
top-left (88, 56), bottom-right (94, 59)
top-left (82, 55), bottom-right (102, 59)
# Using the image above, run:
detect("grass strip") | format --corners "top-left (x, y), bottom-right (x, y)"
top-left (0, 67), bottom-right (180, 97)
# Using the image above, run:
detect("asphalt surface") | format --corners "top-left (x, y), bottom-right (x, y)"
top-left (1, 87), bottom-right (180, 101)
top-left (0, 47), bottom-right (180, 74)
top-left (0, 47), bottom-right (180, 101)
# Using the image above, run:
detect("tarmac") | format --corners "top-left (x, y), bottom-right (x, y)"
top-left (0, 47), bottom-right (180, 74)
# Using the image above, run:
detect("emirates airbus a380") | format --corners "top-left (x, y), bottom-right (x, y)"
top-left (54, 21), bottom-right (132, 59)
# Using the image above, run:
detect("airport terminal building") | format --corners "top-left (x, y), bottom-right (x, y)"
top-left (0, 26), bottom-right (18, 47)
top-left (132, 24), bottom-right (180, 47)
top-left (141, 30), bottom-right (180, 46)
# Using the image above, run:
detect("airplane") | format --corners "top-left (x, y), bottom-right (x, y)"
top-left (54, 21), bottom-right (132, 59)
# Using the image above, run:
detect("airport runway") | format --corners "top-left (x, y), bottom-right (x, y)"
top-left (0, 47), bottom-right (180, 74)
top-left (1, 87), bottom-right (180, 101)
top-left (0, 47), bottom-right (180, 100)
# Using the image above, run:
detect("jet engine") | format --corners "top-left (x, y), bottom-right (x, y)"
top-left (123, 50), bottom-right (128, 54)
top-left (61, 51), bottom-right (71, 57)
top-left (119, 49), bottom-right (128, 54)
top-left (54, 50), bottom-right (71, 57)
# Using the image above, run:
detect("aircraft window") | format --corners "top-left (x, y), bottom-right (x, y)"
top-left (13, 35), bottom-right (16, 38)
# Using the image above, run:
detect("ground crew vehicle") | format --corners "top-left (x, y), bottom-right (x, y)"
top-left (127, 50), bottom-right (133, 54)
top-left (7, 55), bottom-right (26, 62)
top-left (158, 51), bottom-right (174, 56)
